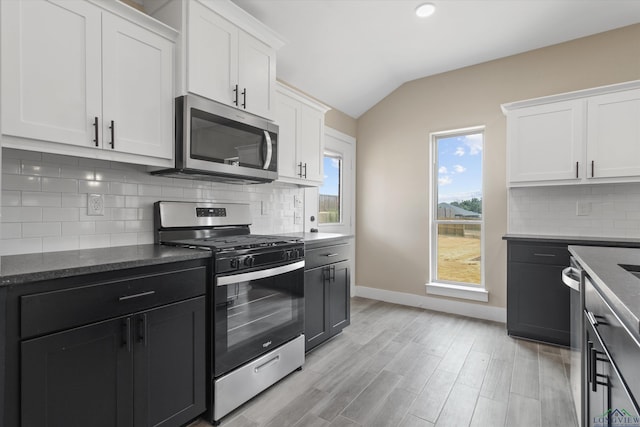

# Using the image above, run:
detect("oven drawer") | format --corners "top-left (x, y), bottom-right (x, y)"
top-left (508, 243), bottom-right (570, 266)
top-left (305, 243), bottom-right (350, 270)
top-left (21, 266), bottom-right (207, 339)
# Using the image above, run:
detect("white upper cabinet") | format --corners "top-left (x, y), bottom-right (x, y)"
top-left (102, 13), bottom-right (174, 160)
top-left (1, 0), bottom-right (102, 148)
top-left (507, 100), bottom-right (584, 184)
top-left (152, 0), bottom-right (282, 121)
top-left (503, 80), bottom-right (640, 187)
top-left (276, 83), bottom-right (330, 186)
top-left (587, 89), bottom-right (640, 180)
top-left (1, 0), bottom-right (176, 167)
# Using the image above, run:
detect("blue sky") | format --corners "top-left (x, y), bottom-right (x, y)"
top-left (437, 133), bottom-right (483, 203)
top-left (320, 156), bottom-right (340, 196)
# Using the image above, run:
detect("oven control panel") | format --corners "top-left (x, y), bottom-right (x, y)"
top-left (217, 245), bottom-right (304, 273)
top-left (196, 207), bottom-right (226, 217)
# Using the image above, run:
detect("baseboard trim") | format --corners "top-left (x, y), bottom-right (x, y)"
top-left (354, 285), bottom-right (506, 323)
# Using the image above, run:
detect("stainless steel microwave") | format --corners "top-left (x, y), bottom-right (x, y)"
top-left (151, 94), bottom-right (278, 184)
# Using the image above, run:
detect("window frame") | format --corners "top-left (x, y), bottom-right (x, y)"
top-left (318, 149), bottom-right (344, 226)
top-left (428, 126), bottom-right (487, 301)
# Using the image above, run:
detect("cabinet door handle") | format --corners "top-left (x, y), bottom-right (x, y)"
top-left (233, 84), bottom-right (239, 106)
top-left (331, 265), bottom-right (336, 281)
top-left (109, 120), bottom-right (115, 149)
top-left (241, 88), bottom-right (247, 109)
top-left (576, 161), bottom-right (579, 178)
top-left (137, 314), bottom-right (148, 346)
top-left (122, 318), bottom-right (131, 352)
top-left (93, 116), bottom-right (99, 147)
top-left (118, 290), bottom-right (155, 301)
top-left (591, 160), bottom-right (594, 178)
top-left (590, 346), bottom-right (598, 392)
top-left (303, 163), bottom-right (307, 178)
top-left (298, 162), bottom-right (303, 178)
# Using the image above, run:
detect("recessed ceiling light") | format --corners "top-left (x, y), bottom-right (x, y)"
top-left (415, 3), bottom-right (436, 18)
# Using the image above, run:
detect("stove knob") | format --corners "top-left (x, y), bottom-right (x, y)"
top-left (244, 257), bottom-right (254, 267)
top-left (291, 249), bottom-right (299, 260)
top-left (230, 258), bottom-right (240, 269)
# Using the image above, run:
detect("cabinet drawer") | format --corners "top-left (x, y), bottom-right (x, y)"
top-left (305, 243), bottom-right (350, 270)
top-left (509, 244), bottom-right (569, 266)
top-left (21, 266), bottom-right (207, 339)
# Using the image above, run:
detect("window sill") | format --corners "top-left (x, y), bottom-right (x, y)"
top-left (426, 282), bottom-right (489, 302)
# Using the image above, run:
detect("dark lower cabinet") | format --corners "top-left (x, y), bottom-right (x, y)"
top-left (583, 274), bottom-right (640, 427)
top-left (21, 297), bottom-right (206, 427)
top-left (9, 261), bottom-right (209, 427)
top-left (328, 261), bottom-right (350, 337)
top-left (22, 316), bottom-right (132, 427)
top-left (506, 241), bottom-right (571, 346)
top-left (304, 240), bottom-right (351, 352)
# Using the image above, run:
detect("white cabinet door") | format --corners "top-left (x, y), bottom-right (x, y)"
top-left (238, 31), bottom-right (276, 120)
top-left (275, 84), bottom-right (328, 186)
top-left (587, 89), bottom-right (640, 179)
top-left (507, 100), bottom-right (584, 185)
top-left (276, 95), bottom-right (300, 180)
top-left (298, 104), bottom-right (324, 183)
top-left (187, 1), bottom-right (238, 108)
top-left (1, 0), bottom-right (101, 147)
top-left (102, 13), bottom-right (173, 160)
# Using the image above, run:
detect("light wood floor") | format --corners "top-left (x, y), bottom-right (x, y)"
top-left (194, 297), bottom-right (578, 427)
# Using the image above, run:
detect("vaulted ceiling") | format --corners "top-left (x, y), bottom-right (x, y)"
top-left (231, 0), bottom-right (640, 118)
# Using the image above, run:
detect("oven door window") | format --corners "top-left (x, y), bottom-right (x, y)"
top-left (214, 267), bottom-right (303, 377)
top-left (191, 108), bottom-right (277, 172)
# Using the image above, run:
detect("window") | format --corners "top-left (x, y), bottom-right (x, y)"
top-left (319, 152), bottom-right (342, 224)
top-left (431, 128), bottom-right (484, 288)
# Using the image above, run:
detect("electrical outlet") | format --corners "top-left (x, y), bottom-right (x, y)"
top-left (576, 200), bottom-right (591, 216)
top-left (87, 194), bottom-right (104, 216)
top-left (294, 195), bottom-right (303, 208)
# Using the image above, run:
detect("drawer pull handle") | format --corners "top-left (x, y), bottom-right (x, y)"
top-left (533, 253), bottom-right (555, 257)
top-left (326, 253), bottom-right (339, 257)
top-left (118, 290), bottom-right (156, 301)
top-left (254, 355), bottom-right (280, 373)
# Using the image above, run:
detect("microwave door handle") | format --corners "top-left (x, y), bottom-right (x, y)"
top-left (263, 130), bottom-right (273, 170)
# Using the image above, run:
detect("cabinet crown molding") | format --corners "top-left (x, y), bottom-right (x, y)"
top-left (196, 0), bottom-right (286, 49)
top-left (276, 81), bottom-right (331, 113)
top-left (501, 79), bottom-right (640, 114)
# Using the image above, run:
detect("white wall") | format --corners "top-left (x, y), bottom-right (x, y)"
top-left (508, 183), bottom-right (640, 238)
top-left (1, 148), bottom-right (304, 256)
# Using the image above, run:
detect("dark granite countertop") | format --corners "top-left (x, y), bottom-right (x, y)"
top-left (503, 233), bottom-right (640, 247)
top-left (280, 232), bottom-right (353, 248)
top-left (0, 244), bottom-right (212, 286)
top-left (569, 245), bottom-right (640, 342)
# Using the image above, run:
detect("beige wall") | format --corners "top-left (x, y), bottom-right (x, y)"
top-left (277, 79), bottom-right (358, 138)
top-left (356, 24), bottom-right (640, 309)
top-left (325, 109), bottom-right (357, 138)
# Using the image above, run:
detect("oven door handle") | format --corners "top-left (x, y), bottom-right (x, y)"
top-left (216, 260), bottom-right (305, 286)
top-left (561, 266), bottom-right (581, 291)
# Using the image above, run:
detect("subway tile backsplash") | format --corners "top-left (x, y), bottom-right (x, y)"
top-left (1, 148), bottom-right (304, 256)
top-left (508, 183), bottom-right (640, 238)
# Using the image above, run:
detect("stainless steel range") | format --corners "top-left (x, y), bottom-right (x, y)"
top-left (154, 201), bottom-right (305, 425)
